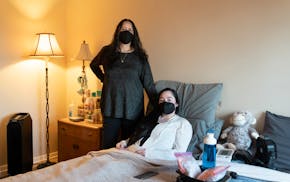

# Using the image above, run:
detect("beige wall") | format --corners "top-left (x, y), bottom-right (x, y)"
top-left (66, 0), bottom-right (290, 130)
top-left (0, 0), bottom-right (67, 169)
top-left (1, 0), bottom-right (290, 173)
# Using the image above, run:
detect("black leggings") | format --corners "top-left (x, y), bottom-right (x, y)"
top-left (101, 117), bottom-right (138, 149)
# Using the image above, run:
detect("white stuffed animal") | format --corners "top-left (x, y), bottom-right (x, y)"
top-left (218, 111), bottom-right (259, 151)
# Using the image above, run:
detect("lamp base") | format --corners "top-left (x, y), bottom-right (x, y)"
top-left (37, 161), bottom-right (56, 169)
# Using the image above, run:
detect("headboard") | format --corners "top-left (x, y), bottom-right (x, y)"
top-left (154, 80), bottom-right (223, 158)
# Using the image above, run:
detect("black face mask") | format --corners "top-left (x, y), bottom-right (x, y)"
top-left (119, 31), bottom-right (133, 44)
top-left (159, 102), bottom-right (176, 114)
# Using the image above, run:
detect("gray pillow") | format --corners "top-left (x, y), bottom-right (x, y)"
top-left (155, 80), bottom-right (223, 126)
top-left (263, 111), bottom-right (290, 172)
top-left (154, 80), bottom-right (223, 157)
top-left (187, 118), bottom-right (223, 158)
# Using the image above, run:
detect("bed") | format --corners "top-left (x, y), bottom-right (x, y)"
top-left (2, 80), bottom-right (289, 182)
top-left (1, 148), bottom-right (290, 182)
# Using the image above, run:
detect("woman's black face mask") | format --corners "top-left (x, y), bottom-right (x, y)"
top-left (159, 102), bottom-right (175, 114)
top-left (119, 31), bottom-right (133, 44)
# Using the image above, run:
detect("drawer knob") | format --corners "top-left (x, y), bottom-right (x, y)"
top-left (72, 144), bottom-right (79, 150)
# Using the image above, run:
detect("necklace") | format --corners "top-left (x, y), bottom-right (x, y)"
top-left (120, 53), bottom-right (128, 63)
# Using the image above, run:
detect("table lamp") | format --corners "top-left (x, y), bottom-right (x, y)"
top-left (76, 40), bottom-right (93, 110)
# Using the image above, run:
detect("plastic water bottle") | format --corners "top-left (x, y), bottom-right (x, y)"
top-left (68, 103), bottom-right (75, 117)
top-left (202, 129), bottom-right (217, 169)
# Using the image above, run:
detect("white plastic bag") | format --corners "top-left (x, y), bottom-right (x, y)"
top-left (174, 152), bottom-right (201, 178)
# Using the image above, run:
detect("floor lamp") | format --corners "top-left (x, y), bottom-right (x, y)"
top-left (31, 33), bottom-right (63, 169)
top-left (76, 40), bottom-right (93, 111)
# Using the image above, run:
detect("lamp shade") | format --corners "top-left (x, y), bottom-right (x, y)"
top-left (76, 40), bottom-right (93, 60)
top-left (31, 33), bottom-right (63, 57)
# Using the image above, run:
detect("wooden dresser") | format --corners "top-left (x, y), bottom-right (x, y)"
top-left (58, 118), bottom-right (102, 162)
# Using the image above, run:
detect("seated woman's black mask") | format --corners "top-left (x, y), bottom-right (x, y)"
top-left (159, 102), bottom-right (175, 114)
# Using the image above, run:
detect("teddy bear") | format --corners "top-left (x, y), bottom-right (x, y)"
top-left (218, 111), bottom-right (259, 151)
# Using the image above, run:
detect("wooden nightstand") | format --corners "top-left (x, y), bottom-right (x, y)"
top-left (58, 118), bottom-right (102, 162)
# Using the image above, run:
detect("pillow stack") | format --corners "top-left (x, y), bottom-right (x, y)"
top-left (263, 111), bottom-right (290, 173)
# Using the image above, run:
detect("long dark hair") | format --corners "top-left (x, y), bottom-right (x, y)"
top-left (158, 88), bottom-right (180, 113)
top-left (109, 18), bottom-right (148, 61)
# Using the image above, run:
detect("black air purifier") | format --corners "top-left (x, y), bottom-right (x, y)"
top-left (7, 113), bottom-right (33, 175)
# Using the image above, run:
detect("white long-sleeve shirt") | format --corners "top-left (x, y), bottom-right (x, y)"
top-left (126, 114), bottom-right (193, 160)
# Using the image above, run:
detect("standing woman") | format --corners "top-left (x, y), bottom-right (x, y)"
top-left (90, 18), bottom-right (157, 149)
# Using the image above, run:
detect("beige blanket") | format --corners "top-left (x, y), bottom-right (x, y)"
top-left (1, 148), bottom-right (178, 182)
top-left (2, 148), bottom-right (290, 182)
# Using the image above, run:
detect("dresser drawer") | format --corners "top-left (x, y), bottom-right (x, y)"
top-left (58, 122), bottom-right (99, 142)
top-left (59, 135), bottom-right (99, 161)
top-left (58, 119), bottom-right (102, 162)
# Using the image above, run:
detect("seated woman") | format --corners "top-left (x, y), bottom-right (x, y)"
top-left (116, 88), bottom-right (193, 160)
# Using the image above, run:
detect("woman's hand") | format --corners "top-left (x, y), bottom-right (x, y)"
top-left (116, 140), bottom-right (127, 149)
top-left (135, 148), bottom-right (146, 156)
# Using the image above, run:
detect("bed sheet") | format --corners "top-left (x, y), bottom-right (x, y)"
top-left (1, 149), bottom-right (289, 182)
top-left (1, 148), bottom-right (178, 182)
top-left (216, 161), bottom-right (290, 182)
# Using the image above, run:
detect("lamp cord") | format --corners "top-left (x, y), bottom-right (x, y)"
top-left (45, 66), bottom-right (50, 163)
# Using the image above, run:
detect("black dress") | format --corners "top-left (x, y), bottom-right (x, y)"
top-left (90, 46), bottom-right (157, 121)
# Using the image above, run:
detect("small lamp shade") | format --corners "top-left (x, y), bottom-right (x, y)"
top-left (76, 40), bottom-right (93, 61)
top-left (32, 33), bottom-right (63, 57)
